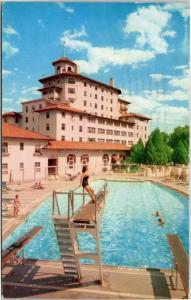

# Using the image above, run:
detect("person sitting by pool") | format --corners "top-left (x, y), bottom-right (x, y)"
top-left (158, 218), bottom-right (165, 226)
top-left (13, 194), bottom-right (21, 218)
top-left (36, 181), bottom-right (44, 189)
top-left (80, 165), bottom-right (95, 203)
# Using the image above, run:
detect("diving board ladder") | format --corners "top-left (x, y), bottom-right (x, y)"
top-left (52, 182), bottom-right (107, 284)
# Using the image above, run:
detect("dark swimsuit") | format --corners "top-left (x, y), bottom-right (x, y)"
top-left (82, 175), bottom-right (89, 187)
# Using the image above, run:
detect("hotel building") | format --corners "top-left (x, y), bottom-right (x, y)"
top-left (3, 57), bottom-right (151, 182)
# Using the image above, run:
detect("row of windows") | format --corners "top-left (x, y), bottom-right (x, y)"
top-left (83, 81), bottom-right (113, 95)
top-left (84, 101), bottom-right (113, 111)
top-left (25, 104), bottom-right (42, 113)
top-left (2, 142), bottom-right (42, 153)
top-left (84, 91), bottom-right (113, 103)
top-left (86, 138), bottom-right (131, 145)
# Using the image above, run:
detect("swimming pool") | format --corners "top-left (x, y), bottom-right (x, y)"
top-left (3, 180), bottom-right (189, 269)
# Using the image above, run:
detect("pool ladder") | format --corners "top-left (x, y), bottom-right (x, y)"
top-left (53, 217), bottom-right (81, 280)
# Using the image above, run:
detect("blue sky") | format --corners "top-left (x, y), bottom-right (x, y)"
top-left (2, 1), bottom-right (190, 133)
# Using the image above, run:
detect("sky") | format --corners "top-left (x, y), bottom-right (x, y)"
top-left (2, 1), bottom-right (190, 133)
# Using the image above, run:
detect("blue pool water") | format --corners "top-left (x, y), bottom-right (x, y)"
top-left (3, 181), bottom-right (189, 269)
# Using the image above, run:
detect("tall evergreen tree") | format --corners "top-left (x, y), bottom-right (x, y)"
top-left (127, 138), bottom-right (145, 163)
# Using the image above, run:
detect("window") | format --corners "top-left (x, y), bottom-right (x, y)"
top-left (61, 136), bottom-right (65, 141)
top-left (68, 77), bottom-right (75, 84)
top-left (2, 163), bottom-right (8, 174)
top-left (71, 114), bottom-right (74, 121)
top-left (101, 88), bottom-right (104, 92)
top-left (84, 91), bottom-right (87, 96)
top-left (35, 162), bottom-right (41, 172)
top-left (98, 119), bottom-right (105, 124)
top-left (114, 140), bottom-right (120, 144)
top-left (84, 101), bottom-right (87, 106)
top-left (103, 154), bottom-right (109, 166)
top-left (95, 103), bottom-right (97, 109)
top-left (111, 91), bottom-right (113, 95)
top-left (110, 99), bottom-right (113, 104)
top-left (128, 141), bottom-right (133, 145)
top-left (121, 131), bottom-right (127, 136)
top-left (32, 106), bottom-right (35, 111)
top-left (88, 127), bottom-right (96, 133)
top-left (67, 154), bottom-right (76, 169)
top-left (84, 82), bottom-right (87, 87)
top-left (2, 142), bottom-right (8, 153)
top-left (98, 138), bottom-right (105, 143)
top-left (61, 123), bottom-right (65, 130)
top-left (25, 106), bottom-right (28, 112)
top-left (101, 105), bottom-right (104, 110)
top-left (43, 91), bottom-right (48, 95)
top-left (110, 107), bottom-right (113, 112)
top-left (35, 144), bottom-right (41, 154)
top-left (57, 66), bottom-right (60, 72)
top-left (129, 123), bottom-right (134, 129)
top-left (68, 67), bottom-right (72, 71)
top-left (20, 162), bottom-right (24, 169)
top-left (106, 129), bottom-right (113, 135)
top-left (72, 126), bottom-right (74, 131)
top-left (79, 126), bottom-right (83, 132)
top-left (79, 137), bottom-right (83, 141)
top-left (95, 86), bottom-right (98, 90)
top-left (145, 126), bottom-right (147, 131)
top-left (79, 115), bottom-right (83, 121)
top-left (114, 130), bottom-right (120, 136)
top-left (62, 112), bottom-right (65, 117)
top-left (106, 120), bottom-right (113, 125)
top-left (98, 128), bottom-right (105, 134)
top-left (88, 138), bottom-right (96, 142)
top-left (95, 94), bottom-right (97, 99)
top-left (114, 121), bottom-right (120, 127)
top-left (25, 117), bottom-right (28, 123)
top-left (128, 132), bottom-right (133, 137)
top-left (4, 118), bottom-right (7, 123)
top-left (46, 112), bottom-right (50, 118)
top-left (121, 140), bottom-right (126, 145)
top-left (32, 117), bottom-right (34, 122)
top-left (20, 142), bottom-right (24, 150)
top-left (106, 139), bottom-right (113, 144)
top-left (39, 104), bottom-right (42, 109)
top-left (81, 154), bottom-right (89, 165)
top-left (46, 124), bottom-right (50, 131)
top-left (68, 88), bottom-right (75, 94)
top-left (137, 125), bottom-right (139, 130)
top-left (101, 96), bottom-right (104, 101)
top-left (88, 116), bottom-right (96, 123)
top-left (15, 118), bottom-right (19, 123)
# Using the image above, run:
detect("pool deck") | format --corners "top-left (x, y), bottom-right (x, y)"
top-left (2, 259), bottom-right (186, 299)
top-left (2, 174), bottom-right (189, 299)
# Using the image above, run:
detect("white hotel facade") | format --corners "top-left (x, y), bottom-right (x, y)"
top-left (2, 57), bottom-right (151, 183)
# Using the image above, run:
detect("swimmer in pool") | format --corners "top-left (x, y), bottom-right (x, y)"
top-left (158, 218), bottom-right (165, 226)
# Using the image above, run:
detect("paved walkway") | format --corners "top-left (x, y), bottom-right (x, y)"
top-left (2, 260), bottom-right (186, 298)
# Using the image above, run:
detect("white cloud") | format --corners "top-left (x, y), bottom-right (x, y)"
top-left (3, 41), bottom-right (19, 58)
top-left (2, 69), bottom-right (13, 78)
top-left (174, 65), bottom-right (187, 70)
top-left (16, 97), bottom-right (29, 104)
top-left (3, 25), bottom-right (19, 36)
top-left (162, 30), bottom-right (176, 38)
top-left (37, 19), bottom-right (45, 28)
top-left (163, 3), bottom-right (189, 20)
top-left (150, 73), bottom-right (173, 81)
top-left (123, 5), bottom-right (172, 54)
top-left (169, 76), bottom-right (191, 90)
top-left (56, 2), bottom-right (74, 13)
top-left (21, 86), bottom-right (40, 96)
top-left (61, 27), bottom-right (155, 74)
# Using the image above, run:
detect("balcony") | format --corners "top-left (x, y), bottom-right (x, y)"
top-left (2, 152), bottom-right (10, 157)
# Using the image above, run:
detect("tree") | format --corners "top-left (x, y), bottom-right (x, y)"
top-left (127, 138), bottom-right (145, 163)
top-left (169, 125), bottom-right (189, 149)
top-left (172, 140), bottom-right (189, 165)
top-left (144, 139), bottom-right (157, 164)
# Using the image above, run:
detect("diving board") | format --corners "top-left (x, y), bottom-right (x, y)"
top-left (167, 234), bottom-right (189, 298)
top-left (2, 226), bottom-right (42, 267)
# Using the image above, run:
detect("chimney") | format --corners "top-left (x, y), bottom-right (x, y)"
top-left (109, 78), bottom-right (114, 87)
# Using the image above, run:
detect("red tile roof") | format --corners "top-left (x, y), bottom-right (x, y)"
top-left (39, 72), bottom-right (121, 94)
top-left (45, 140), bottom-right (130, 151)
top-left (119, 113), bottom-right (151, 120)
top-left (52, 57), bottom-right (77, 66)
top-left (3, 112), bottom-right (22, 118)
top-left (35, 104), bottom-right (86, 114)
top-left (118, 98), bottom-right (131, 104)
top-left (2, 123), bottom-right (50, 140)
